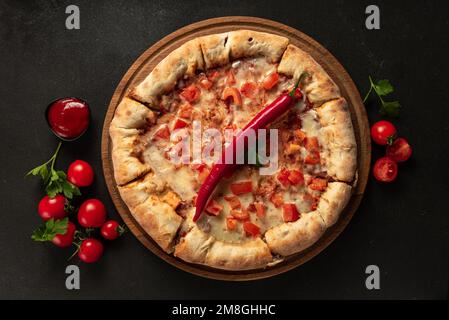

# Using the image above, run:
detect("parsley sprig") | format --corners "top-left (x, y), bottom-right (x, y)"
top-left (26, 142), bottom-right (80, 199)
top-left (363, 76), bottom-right (401, 117)
top-left (31, 218), bottom-right (69, 242)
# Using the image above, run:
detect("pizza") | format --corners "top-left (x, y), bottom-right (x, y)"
top-left (109, 30), bottom-right (357, 270)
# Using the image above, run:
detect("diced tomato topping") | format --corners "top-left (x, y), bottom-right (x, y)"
top-left (230, 181), bottom-right (252, 195)
top-left (247, 203), bottom-right (256, 212)
top-left (226, 217), bottom-right (237, 230)
top-left (191, 163), bottom-right (206, 171)
top-left (294, 129), bottom-right (307, 144)
top-left (154, 125), bottom-right (170, 139)
top-left (254, 202), bottom-right (266, 218)
top-left (270, 193), bottom-right (284, 208)
top-left (240, 82), bottom-right (258, 98)
top-left (180, 85), bottom-right (200, 103)
top-left (277, 168), bottom-right (291, 187)
top-left (197, 167), bottom-right (210, 183)
top-left (207, 70), bottom-right (220, 81)
top-left (288, 169), bottom-right (304, 186)
top-left (224, 195), bottom-right (241, 209)
top-left (243, 221), bottom-right (260, 237)
top-left (222, 87), bottom-right (242, 107)
top-left (283, 203), bottom-right (300, 222)
top-left (304, 152), bottom-right (321, 165)
top-left (262, 72), bottom-right (279, 90)
top-left (226, 69), bottom-right (236, 85)
top-left (205, 200), bottom-right (223, 216)
top-left (309, 178), bottom-right (328, 191)
top-left (304, 137), bottom-right (321, 164)
top-left (178, 103), bottom-right (193, 119)
top-left (199, 75), bottom-right (213, 89)
top-left (305, 137), bottom-right (319, 152)
top-left (173, 118), bottom-right (188, 130)
top-left (294, 88), bottom-right (303, 100)
top-left (231, 209), bottom-right (250, 221)
top-left (303, 193), bottom-right (319, 211)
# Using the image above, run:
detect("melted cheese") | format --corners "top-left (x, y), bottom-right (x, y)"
top-left (143, 145), bottom-right (196, 201)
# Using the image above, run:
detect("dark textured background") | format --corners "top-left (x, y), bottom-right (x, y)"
top-left (0, 0), bottom-right (448, 299)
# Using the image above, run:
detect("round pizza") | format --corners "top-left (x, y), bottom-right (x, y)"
top-left (109, 30), bottom-right (357, 271)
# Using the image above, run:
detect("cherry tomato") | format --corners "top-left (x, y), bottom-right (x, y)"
top-left (38, 195), bottom-right (67, 221)
top-left (78, 199), bottom-right (107, 228)
top-left (100, 220), bottom-right (121, 240)
top-left (370, 120), bottom-right (397, 145)
top-left (373, 157), bottom-right (398, 182)
top-left (78, 238), bottom-right (103, 263)
top-left (52, 221), bottom-right (76, 248)
top-left (386, 138), bottom-right (412, 162)
top-left (67, 160), bottom-right (94, 187)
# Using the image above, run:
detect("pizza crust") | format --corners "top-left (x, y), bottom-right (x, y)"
top-left (174, 225), bottom-right (214, 265)
top-left (109, 98), bottom-right (155, 185)
top-left (265, 211), bottom-right (326, 256)
top-left (227, 30), bottom-right (289, 63)
top-left (317, 182), bottom-right (352, 228)
top-left (278, 44), bottom-right (340, 106)
top-left (205, 238), bottom-right (272, 271)
top-left (317, 97), bottom-right (357, 182)
top-left (130, 38), bottom-right (205, 106)
top-left (118, 171), bottom-right (166, 208)
top-left (130, 195), bottom-right (183, 253)
top-left (199, 32), bottom-right (231, 69)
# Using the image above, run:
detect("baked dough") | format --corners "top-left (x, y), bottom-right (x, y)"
top-left (110, 98), bottom-right (155, 185)
top-left (278, 44), bottom-right (340, 106)
top-left (317, 97), bottom-right (357, 182)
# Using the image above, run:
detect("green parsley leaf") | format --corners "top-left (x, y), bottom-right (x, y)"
top-left (374, 79), bottom-right (394, 96)
top-left (364, 76), bottom-right (401, 117)
top-left (26, 143), bottom-right (81, 199)
top-left (31, 218), bottom-right (69, 242)
top-left (62, 180), bottom-right (80, 199)
top-left (380, 101), bottom-right (401, 117)
top-left (46, 180), bottom-right (63, 198)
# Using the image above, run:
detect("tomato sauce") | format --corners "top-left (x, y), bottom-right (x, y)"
top-left (47, 98), bottom-right (90, 140)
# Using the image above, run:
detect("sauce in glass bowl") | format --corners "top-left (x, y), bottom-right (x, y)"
top-left (46, 97), bottom-right (90, 140)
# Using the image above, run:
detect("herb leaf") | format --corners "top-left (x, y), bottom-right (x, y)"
top-left (374, 79), bottom-right (394, 96)
top-left (364, 76), bottom-right (401, 117)
top-left (26, 143), bottom-right (81, 199)
top-left (380, 101), bottom-right (401, 117)
top-left (31, 218), bottom-right (68, 242)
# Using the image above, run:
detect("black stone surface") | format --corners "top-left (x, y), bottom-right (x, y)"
top-left (0, 0), bottom-right (448, 299)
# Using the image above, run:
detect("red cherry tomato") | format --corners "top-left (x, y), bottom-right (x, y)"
top-left (370, 120), bottom-right (397, 145)
top-left (78, 238), bottom-right (103, 263)
top-left (38, 195), bottom-right (67, 221)
top-left (52, 221), bottom-right (76, 248)
top-left (386, 138), bottom-right (412, 162)
top-left (78, 199), bottom-right (107, 228)
top-left (373, 157), bottom-right (398, 182)
top-left (67, 160), bottom-right (94, 187)
top-left (101, 220), bottom-right (121, 240)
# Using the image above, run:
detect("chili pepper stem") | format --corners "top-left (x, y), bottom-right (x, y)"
top-left (289, 72), bottom-right (309, 97)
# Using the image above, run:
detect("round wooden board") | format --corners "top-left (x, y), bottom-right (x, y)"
top-left (101, 16), bottom-right (371, 281)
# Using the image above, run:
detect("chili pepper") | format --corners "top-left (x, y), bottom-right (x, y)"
top-left (193, 73), bottom-right (309, 222)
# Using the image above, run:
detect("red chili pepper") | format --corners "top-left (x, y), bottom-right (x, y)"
top-left (193, 73), bottom-right (309, 222)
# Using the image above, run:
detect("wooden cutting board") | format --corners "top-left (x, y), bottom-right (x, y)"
top-left (101, 16), bottom-right (371, 281)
